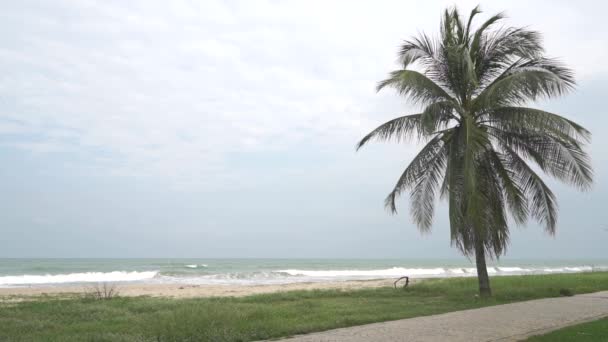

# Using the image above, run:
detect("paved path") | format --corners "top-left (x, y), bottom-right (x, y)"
top-left (278, 291), bottom-right (608, 342)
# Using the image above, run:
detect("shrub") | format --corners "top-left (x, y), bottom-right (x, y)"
top-left (84, 283), bottom-right (120, 300)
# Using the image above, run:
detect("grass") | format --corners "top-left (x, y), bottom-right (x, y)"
top-left (1, 272), bottom-right (608, 342)
top-left (526, 317), bottom-right (608, 341)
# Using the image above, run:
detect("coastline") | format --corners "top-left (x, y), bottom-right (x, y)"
top-left (3, 272), bottom-right (608, 341)
top-left (0, 278), bottom-right (405, 299)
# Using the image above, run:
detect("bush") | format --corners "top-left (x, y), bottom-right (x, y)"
top-left (559, 288), bottom-right (574, 297)
top-left (84, 283), bottom-right (120, 300)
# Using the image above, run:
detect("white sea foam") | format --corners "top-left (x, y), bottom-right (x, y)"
top-left (0, 264), bottom-right (603, 286)
top-left (497, 267), bottom-right (530, 273)
top-left (567, 266), bottom-right (592, 272)
top-left (273, 265), bottom-right (602, 280)
top-left (446, 268), bottom-right (466, 274)
top-left (159, 271), bottom-right (292, 285)
top-left (277, 267), bottom-right (446, 278)
top-left (0, 271), bottom-right (158, 286)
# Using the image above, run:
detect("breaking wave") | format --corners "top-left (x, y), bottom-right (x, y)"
top-left (0, 264), bottom-right (604, 287)
top-left (277, 267), bottom-right (446, 277)
top-left (185, 264), bottom-right (208, 269)
top-left (275, 265), bottom-right (600, 279)
top-left (0, 271), bottom-right (159, 286)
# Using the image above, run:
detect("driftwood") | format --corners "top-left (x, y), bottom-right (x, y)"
top-left (394, 276), bottom-right (410, 289)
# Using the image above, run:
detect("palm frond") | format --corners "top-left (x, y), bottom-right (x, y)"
top-left (399, 33), bottom-right (438, 69)
top-left (475, 58), bottom-right (575, 108)
top-left (502, 146), bottom-right (558, 233)
top-left (356, 114), bottom-right (423, 150)
top-left (474, 28), bottom-right (544, 84)
top-left (469, 11), bottom-right (506, 60)
top-left (384, 134), bottom-right (447, 217)
top-left (408, 140), bottom-right (448, 231)
top-left (486, 149), bottom-right (529, 225)
top-left (481, 106), bottom-right (590, 142)
top-left (477, 158), bottom-right (510, 257)
top-left (487, 125), bottom-right (593, 190)
top-left (464, 5), bottom-right (482, 42)
top-left (377, 70), bottom-right (456, 106)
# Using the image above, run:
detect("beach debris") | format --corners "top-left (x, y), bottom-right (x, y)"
top-left (393, 276), bottom-right (409, 289)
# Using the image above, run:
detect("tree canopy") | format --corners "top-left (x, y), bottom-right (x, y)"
top-left (357, 6), bottom-right (592, 259)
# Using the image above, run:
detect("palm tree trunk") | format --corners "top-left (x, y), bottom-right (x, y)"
top-left (474, 237), bottom-right (492, 297)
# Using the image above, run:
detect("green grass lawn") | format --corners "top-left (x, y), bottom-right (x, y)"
top-left (526, 317), bottom-right (608, 341)
top-left (1, 272), bottom-right (608, 342)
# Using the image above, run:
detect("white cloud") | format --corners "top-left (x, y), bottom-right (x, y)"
top-left (1, 0), bottom-right (606, 189)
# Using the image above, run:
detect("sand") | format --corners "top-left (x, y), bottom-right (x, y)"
top-left (0, 278), bottom-right (406, 300)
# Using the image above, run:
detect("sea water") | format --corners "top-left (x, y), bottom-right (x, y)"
top-left (0, 258), bottom-right (606, 287)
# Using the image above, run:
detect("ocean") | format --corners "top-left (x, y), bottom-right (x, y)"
top-left (1, 258), bottom-right (607, 287)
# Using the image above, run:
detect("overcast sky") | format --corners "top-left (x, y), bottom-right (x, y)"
top-left (1, 0), bottom-right (607, 259)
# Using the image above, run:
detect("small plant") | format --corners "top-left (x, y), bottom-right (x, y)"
top-left (84, 282), bottom-right (120, 300)
top-left (559, 288), bottom-right (574, 297)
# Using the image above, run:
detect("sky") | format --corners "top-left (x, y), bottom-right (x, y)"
top-left (1, 0), bottom-right (607, 259)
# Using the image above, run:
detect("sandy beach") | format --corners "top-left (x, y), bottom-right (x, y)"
top-left (0, 278), bottom-right (405, 300)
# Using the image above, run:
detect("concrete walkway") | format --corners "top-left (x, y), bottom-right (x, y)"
top-left (278, 291), bottom-right (608, 342)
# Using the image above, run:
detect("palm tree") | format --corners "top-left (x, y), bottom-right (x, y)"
top-left (357, 6), bottom-right (592, 296)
